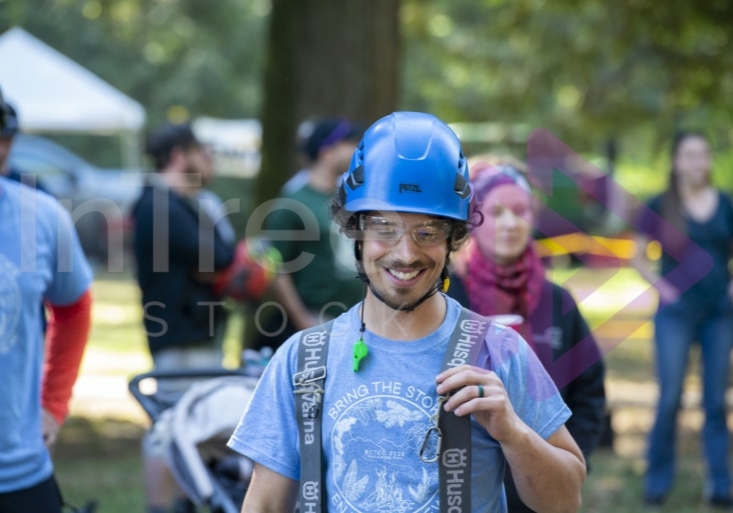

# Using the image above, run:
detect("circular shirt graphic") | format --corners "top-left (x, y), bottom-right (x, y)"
top-left (331, 395), bottom-right (439, 512)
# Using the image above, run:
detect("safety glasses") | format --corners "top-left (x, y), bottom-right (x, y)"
top-left (358, 214), bottom-right (452, 247)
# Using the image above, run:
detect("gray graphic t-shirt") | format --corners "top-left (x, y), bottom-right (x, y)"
top-left (229, 296), bottom-right (570, 513)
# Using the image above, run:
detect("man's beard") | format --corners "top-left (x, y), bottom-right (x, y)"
top-left (367, 259), bottom-right (440, 312)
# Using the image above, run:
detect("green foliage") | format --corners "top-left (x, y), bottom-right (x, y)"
top-left (1, 0), bottom-right (268, 131)
top-left (55, 418), bottom-right (146, 511)
top-left (3, 0), bottom-right (733, 192)
top-left (401, 0), bottom-right (733, 165)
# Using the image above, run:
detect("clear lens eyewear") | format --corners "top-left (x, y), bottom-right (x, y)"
top-left (359, 214), bottom-right (452, 246)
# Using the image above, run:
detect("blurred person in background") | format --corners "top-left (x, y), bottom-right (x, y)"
top-left (631, 132), bottom-right (733, 507)
top-left (0, 101), bottom-right (49, 193)
top-left (448, 157), bottom-right (606, 513)
top-left (195, 134), bottom-right (237, 246)
top-left (279, 117), bottom-right (317, 195)
top-left (0, 85), bottom-right (94, 513)
top-left (251, 116), bottom-right (364, 351)
top-left (132, 122), bottom-right (236, 513)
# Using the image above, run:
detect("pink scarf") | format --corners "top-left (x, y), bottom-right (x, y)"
top-left (462, 243), bottom-right (545, 346)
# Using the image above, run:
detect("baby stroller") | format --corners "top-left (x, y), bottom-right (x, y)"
top-left (129, 368), bottom-right (259, 513)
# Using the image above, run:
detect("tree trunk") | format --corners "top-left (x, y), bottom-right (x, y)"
top-left (255, 0), bottom-right (401, 207)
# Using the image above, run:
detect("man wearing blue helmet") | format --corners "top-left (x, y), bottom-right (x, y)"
top-left (229, 112), bottom-right (585, 513)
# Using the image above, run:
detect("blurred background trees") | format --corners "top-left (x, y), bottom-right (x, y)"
top-left (256, 0), bottom-right (400, 203)
top-left (3, 0), bottom-right (733, 211)
top-left (0, 0), bottom-right (268, 124)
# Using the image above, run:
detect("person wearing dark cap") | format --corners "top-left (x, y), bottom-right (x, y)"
top-left (0, 102), bottom-right (49, 194)
top-left (252, 116), bottom-right (364, 351)
top-left (0, 85), bottom-right (94, 513)
top-left (0, 102), bottom-right (19, 176)
top-left (0, 100), bottom-right (17, 169)
top-left (279, 117), bottom-right (317, 195)
top-left (131, 121), bottom-right (236, 513)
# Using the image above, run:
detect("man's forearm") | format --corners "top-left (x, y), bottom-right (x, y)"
top-left (501, 425), bottom-right (586, 513)
top-left (241, 464), bottom-right (298, 513)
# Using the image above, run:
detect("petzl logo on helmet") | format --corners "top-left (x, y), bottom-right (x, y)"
top-left (399, 183), bottom-right (422, 193)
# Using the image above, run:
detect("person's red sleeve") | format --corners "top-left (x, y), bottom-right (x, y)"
top-left (42, 289), bottom-right (93, 424)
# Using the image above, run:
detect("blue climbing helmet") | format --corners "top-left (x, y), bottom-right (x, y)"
top-left (340, 111), bottom-right (472, 221)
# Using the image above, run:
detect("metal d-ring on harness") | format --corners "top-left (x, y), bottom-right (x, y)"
top-left (418, 394), bottom-right (450, 463)
top-left (294, 309), bottom-right (491, 513)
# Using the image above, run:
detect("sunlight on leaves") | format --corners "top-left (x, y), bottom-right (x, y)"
top-left (557, 84), bottom-right (581, 110)
top-left (251, 0), bottom-right (271, 17)
top-left (143, 41), bottom-right (165, 64)
top-left (110, 1), bottom-right (138, 23)
top-left (82, 0), bottom-right (101, 19)
top-left (428, 14), bottom-right (454, 38)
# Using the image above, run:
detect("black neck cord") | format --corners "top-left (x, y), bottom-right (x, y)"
top-left (351, 241), bottom-right (450, 371)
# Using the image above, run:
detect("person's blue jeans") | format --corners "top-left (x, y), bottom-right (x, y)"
top-left (645, 297), bottom-right (733, 499)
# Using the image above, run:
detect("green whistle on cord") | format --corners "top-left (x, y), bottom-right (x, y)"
top-left (353, 339), bottom-right (369, 372)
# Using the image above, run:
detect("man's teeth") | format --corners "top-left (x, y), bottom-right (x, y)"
top-left (389, 269), bottom-right (419, 280)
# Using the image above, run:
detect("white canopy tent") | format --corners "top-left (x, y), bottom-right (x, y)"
top-left (0, 27), bottom-right (145, 168)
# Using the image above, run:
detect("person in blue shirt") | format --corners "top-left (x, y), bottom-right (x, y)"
top-left (229, 112), bottom-right (585, 513)
top-left (0, 86), bottom-right (94, 513)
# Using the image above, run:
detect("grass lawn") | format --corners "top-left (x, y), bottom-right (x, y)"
top-left (53, 265), bottom-right (728, 512)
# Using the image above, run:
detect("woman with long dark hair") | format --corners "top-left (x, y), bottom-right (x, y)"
top-left (632, 132), bottom-right (733, 507)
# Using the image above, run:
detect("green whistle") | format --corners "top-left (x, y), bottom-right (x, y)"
top-left (353, 338), bottom-right (369, 372)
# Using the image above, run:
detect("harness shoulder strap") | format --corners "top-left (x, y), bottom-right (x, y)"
top-left (437, 307), bottom-right (493, 513)
top-left (294, 309), bottom-right (491, 513)
top-left (294, 321), bottom-right (334, 513)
